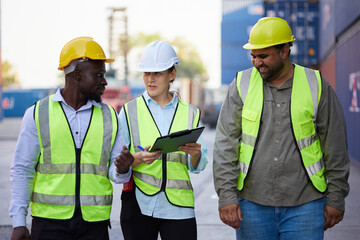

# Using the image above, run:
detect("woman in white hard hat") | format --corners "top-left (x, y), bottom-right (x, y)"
top-left (118, 40), bottom-right (208, 240)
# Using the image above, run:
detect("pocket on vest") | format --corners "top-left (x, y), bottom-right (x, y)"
top-left (300, 119), bottom-right (315, 137)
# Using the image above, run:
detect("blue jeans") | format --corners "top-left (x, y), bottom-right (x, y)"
top-left (236, 197), bottom-right (326, 240)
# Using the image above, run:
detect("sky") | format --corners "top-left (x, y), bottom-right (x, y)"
top-left (1, 0), bottom-right (222, 89)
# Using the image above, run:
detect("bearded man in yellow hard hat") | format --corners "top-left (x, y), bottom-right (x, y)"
top-left (9, 37), bottom-right (134, 240)
top-left (213, 17), bottom-right (350, 239)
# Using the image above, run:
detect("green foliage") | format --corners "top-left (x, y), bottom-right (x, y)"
top-left (1, 60), bottom-right (19, 88)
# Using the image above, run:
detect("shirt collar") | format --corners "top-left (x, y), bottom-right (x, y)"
top-left (51, 88), bottom-right (102, 110)
top-left (142, 90), bottom-right (179, 108)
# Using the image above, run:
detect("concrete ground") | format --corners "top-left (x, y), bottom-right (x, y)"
top-left (1, 117), bottom-right (359, 239)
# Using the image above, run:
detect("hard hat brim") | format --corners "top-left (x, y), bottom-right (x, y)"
top-left (58, 57), bottom-right (114, 70)
top-left (136, 60), bottom-right (180, 72)
top-left (243, 38), bottom-right (295, 50)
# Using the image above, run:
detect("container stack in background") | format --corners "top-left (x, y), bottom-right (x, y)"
top-left (319, 0), bottom-right (360, 164)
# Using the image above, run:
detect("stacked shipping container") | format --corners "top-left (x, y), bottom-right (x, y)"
top-left (319, 0), bottom-right (360, 163)
top-left (221, 0), bottom-right (264, 85)
top-left (221, 0), bottom-right (319, 85)
top-left (1, 88), bottom-right (56, 117)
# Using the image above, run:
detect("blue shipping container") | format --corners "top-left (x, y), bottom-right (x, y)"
top-left (264, 0), bottom-right (319, 67)
top-left (2, 88), bottom-right (56, 117)
top-left (319, 0), bottom-right (335, 60)
top-left (335, 20), bottom-right (360, 163)
top-left (221, 0), bottom-right (264, 85)
top-left (0, 88), bottom-right (3, 121)
top-left (334, 0), bottom-right (360, 36)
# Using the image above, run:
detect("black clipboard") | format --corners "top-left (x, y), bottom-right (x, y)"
top-left (149, 126), bottom-right (205, 154)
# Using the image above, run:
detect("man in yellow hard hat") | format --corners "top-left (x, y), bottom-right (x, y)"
top-left (9, 36), bottom-right (134, 240)
top-left (213, 17), bottom-right (350, 239)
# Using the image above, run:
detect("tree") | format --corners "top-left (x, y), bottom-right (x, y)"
top-left (126, 33), bottom-right (208, 82)
top-left (1, 60), bottom-right (19, 88)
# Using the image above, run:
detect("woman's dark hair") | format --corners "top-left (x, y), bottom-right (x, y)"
top-left (168, 65), bottom-right (175, 73)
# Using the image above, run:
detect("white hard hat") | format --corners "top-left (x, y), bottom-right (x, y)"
top-left (137, 40), bottom-right (181, 72)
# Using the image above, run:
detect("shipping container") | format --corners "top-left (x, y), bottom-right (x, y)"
top-left (335, 19), bottom-right (360, 163)
top-left (221, 0), bottom-right (264, 85)
top-left (221, 0), bottom-right (320, 85)
top-left (0, 88), bottom-right (3, 121)
top-left (2, 88), bottom-right (56, 117)
top-left (319, 49), bottom-right (336, 91)
top-left (264, 0), bottom-right (320, 68)
top-left (319, 0), bottom-right (335, 61)
top-left (334, 0), bottom-right (360, 37)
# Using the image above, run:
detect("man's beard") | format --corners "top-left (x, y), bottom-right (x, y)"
top-left (89, 93), bottom-right (102, 103)
top-left (81, 89), bottom-right (102, 103)
top-left (258, 60), bottom-right (285, 82)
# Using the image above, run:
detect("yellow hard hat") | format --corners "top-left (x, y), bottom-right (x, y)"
top-left (243, 17), bottom-right (295, 50)
top-left (58, 36), bottom-right (114, 70)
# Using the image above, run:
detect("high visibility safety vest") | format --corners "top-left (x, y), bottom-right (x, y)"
top-left (236, 64), bottom-right (327, 192)
top-left (124, 96), bottom-right (200, 208)
top-left (31, 95), bottom-right (118, 221)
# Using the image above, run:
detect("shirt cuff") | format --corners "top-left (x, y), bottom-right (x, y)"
top-left (114, 167), bottom-right (132, 184)
top-left (12, 214), bottom-right (26, 228)
top-left (188, 151), bottom-right (208, 173)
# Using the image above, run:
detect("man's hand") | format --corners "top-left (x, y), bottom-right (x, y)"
top-left (114, 146), bottom-right (134, 174)
top-left (219, 203), bottom-right (242, 230)
top-left (11, 226), bottom-right (30, 240)
top-left (324, 205), bottom-right (344, 230)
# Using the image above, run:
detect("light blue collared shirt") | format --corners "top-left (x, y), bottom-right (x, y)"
top-left (9, 89), bottom-right (131, 227)
top-left (118, 91), bottom-right (208, 219)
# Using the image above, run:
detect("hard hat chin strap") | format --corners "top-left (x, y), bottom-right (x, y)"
top-left (64, 58), bottom-right (89, 75)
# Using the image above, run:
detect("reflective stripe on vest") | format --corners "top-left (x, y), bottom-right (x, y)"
top-left (124, 96), bottom-right (200, 207)
top-left (31, 95), bottom-right (117, 221)
top-left (236, 64), bottom-right (327, 192)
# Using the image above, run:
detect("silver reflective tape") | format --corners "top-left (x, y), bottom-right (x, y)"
top-left (81, 163), bottom-right (108, 177)
top-left (133, 171), bottom-right (162, 188)
top-left (32, 192), bottom-right (75, 206)
top-left (306, 158), bottom-right (324, 177)
top-left (297, 133), bottom-right (318, 150)
top-left (239, 161), bottom-right (249, 175)
top-left (167, 153), bottom-right (187, 166)
top-left (36, 163), bottom-right (108, 177)
top-left (188, 104), bottom-right (198, 129)
top-left (133, 170), bottom-right (192, 191)
top-left (304, 68), bottom-right (319, 122)
top-left (127, 100), bottom-right (140, 147)
top-left (80, 194), bottom-right (112, 206)
top-left (36, 163), bottom-right (75, 174)
top-left (38, 97), bottom-right (51, 165)
top-left (241, 133), bottom-right (256, 147)
top-left (32, 192), bottom-right (112, 206)
top-left (166, 178), bottom-right (193, 191)
top-left (100, 103), bottom-right (113, 168)
top-left (240, 68), bottom-right (252, 102)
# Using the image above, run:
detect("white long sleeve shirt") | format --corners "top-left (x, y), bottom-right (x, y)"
top-left (9, 89), bottom-right (131, 228)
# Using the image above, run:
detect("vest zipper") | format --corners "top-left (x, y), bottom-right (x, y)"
top-left (75, 148), bottom-right (81, 214)
top-left (160, 153), bottom-right (167, 191)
